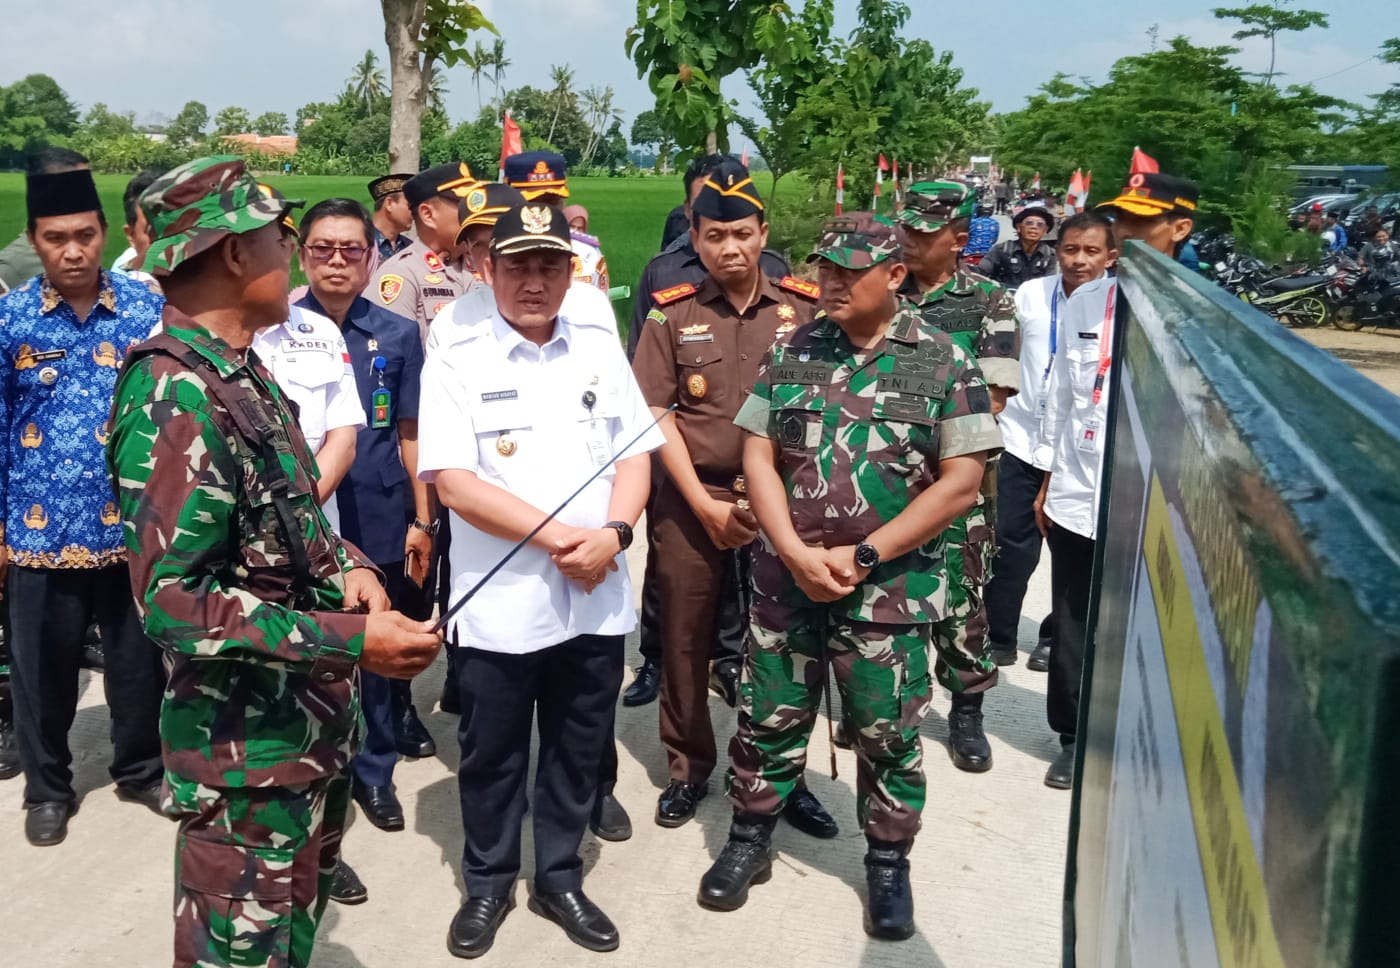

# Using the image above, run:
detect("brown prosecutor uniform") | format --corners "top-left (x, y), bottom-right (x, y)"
top-left (367, 239), bottom-right (475, 346)
top-left (632, 273), bottom-right (820, 784)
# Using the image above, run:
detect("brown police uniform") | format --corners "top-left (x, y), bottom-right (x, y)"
top-left (367, 239), bottom-right (475, 347)
top-left (632, 272), bottom-right (820, 784)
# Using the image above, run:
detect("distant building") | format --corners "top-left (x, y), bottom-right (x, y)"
top-left (221, 133), bottom-right (299, 155)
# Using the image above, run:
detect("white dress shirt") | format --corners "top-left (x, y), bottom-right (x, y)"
top-left (425, 279), bottom-right (617, 357)
top-left (1033, 274), bottom-right (1117, 540)
top-left (251, 305), bottom-right (367, 531)
top-left (418, 309), bottom-right (663, 654)
top-left (1001, 274), bottom-right (1060, 464)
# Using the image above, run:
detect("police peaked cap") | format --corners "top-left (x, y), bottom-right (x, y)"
top-left (691, 159), bottom-right (765, 223)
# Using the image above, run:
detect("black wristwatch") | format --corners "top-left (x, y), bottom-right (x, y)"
top-left (854, 541), bottom-right (881, 570)
top-left (604, 520), bottom-right (633, 552)
top-left (411, 518), bottom-right (439, 537)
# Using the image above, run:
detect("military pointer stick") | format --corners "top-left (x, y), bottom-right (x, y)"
top-left (433, 404), bottom-right (678, 633)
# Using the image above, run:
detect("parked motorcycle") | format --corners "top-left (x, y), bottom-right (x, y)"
top-left (1213, 253), bottom-right (1336, 328)
top-left (1330, 261), bottom-right (1400, 331)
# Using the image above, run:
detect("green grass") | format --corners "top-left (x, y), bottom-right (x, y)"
top-left (0, 172), bottom-right (813, 335)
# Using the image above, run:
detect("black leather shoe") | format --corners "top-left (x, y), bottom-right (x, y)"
top-left (115, 779), bottom-right (164, 815)
top-left (0, 720), bottom-right (20, 781)
top-left (709, 661), bottom-right (740, 708)
top-left (783, 788), bottom-right (838, 839)
top-left (988, 642), bottom-right (1018, 667)
top-left (447, 896), bottom-right (514, 959)
top-left (947, 704), bottom-right (992, 774)
top-left (529, 889), bottom-right (619, 952)
top-left (622, 660), bottom-right (660, 707)
top-left (864, 841), bottom-right (916, 941)
top-left (1045, 743), bottom-right (1075, 790)
top-left (395, 703), bottom-right (437, 758)
top-left (698, 814), bottom-right (775, 911)
top-left (656, 780), bottom-right (706, 828)
top-left (440, 679), bottom-right (462, 716)
top-left (329, 859), bottom-right (368, 904)
top-left (25, 800), bottom-right (75, 847)
top-left (590, 793), bottom-right (632, 842)
top-left (354, 783), bottom-right (406, 831)
top-left (1027, 639), bottom-right (1052, 672)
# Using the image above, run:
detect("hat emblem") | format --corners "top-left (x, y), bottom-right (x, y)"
top-left (1129, 173), bottom-right (1145, 188)
top-left (521, 205), bottom-right (552, 234)
top-left (467, 188), bottom-right (487, 213)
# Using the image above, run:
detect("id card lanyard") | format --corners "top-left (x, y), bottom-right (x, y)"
top-left (370, 355), bottom-right (391, 428)
top-left (1077, 284), bottom-right (1117, 454)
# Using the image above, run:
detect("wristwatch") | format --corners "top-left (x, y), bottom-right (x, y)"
top-left (604, 520), bottom-right (634, 552)
top-left (411, 518), bottom-right (439, 536)
top-left (854, 541), bottom-right (881, 570)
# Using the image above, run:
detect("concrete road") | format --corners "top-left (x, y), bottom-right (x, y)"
top-left (0, 537), bottom-right (1066, 968)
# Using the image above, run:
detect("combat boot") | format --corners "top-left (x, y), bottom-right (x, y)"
top-left (697, 813), bottom-right (776, 911)
top-left (0, 684), bottom-right (19, 781)
top-left (947, 692), bottom-right (992, 773)
top-left (864, 839), bottom-right (916, 941)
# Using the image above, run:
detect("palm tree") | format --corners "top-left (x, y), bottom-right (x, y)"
top-left (546, 64), bottom-right (574, 144)
top-left (349, 50), bottom-right (386, 109)
top-left (466, 41), bottom-right (490, 114)
top-left (489, 39), bottom-right (510, 113)
top-left (580, 86), bottom-right (622, 168)
top-left (425, 64), bottom-right (449, 115)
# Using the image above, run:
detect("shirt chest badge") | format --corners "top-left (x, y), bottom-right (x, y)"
top-left (23, 503), bottom-right (48, 530)
top-left (92, 341), bottom-right (119, 368)
top-left (496, 433), bottom-right (518, 457)
top-left (687, 374), bottom-right (708, 399)
top-left (20, 423), bottom-right (42, 448)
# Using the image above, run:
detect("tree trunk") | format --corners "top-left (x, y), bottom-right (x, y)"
top-left (706, 130), bottom-right (718, 155)
top-left (383, 0), bottom-right (426, 172)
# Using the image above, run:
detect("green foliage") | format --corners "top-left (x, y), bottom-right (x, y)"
top-left (252, 112), bottom-right (290, 137)
top-left (423, 115), bottom-right (501, 175)
top-left (1232, 161), bottom-right (1324, 263)
top-left (0, 74), bottom-right (80, 167)
top-left (214, 106), bottom-right (252, 137)
top-left (1212, 2), bottom-right (1329, 87)
top-left (166, 101), bottom-right (210, 148)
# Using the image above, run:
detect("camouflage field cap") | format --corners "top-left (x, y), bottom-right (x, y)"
top-left (807, 212), bottom-right (902, 269)
top-left (895, 181), bottom-right (976, 233)
top-left (140, 156), bottom-right (304, 277)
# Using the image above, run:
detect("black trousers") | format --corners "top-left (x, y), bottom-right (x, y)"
top-left (7, 564), bottom-right (164, 804)
top-left (984, 451), bottom-right (1056, 649)
top-left (1046, 526), bottom-right (1095, 744)
top-left (354, 561), bottom-right (434, 789)
top-left (456, 634), bottom-right (623, 897)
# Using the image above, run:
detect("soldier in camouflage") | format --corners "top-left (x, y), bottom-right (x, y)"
top-left (697, 213), bottom-right (1002, 941)
top-left (893, 181), bottom-right (1021, 775)
top-left (106, 156), bottom-right (442, 968)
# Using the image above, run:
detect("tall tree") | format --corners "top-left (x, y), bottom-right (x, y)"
top-left (465, 41), bottom-right (490, 113)
top-left (579, 86), bottom-right (622, 167)
top-left (489, 37), bottom-right (511, 112)
top-left (1212, 2), bottom-right (1329, 88)
top-left (214, 105), bottom-right (252, 137)
top-left (166, 100), bottom-right (209, 147)
top-left (252, 111), bottom-right (291, 137)
top-left (350, 50), bottom-right (387, 108)
top-left (381, 0), bottom-right (497, 171)
top-left (546, 64), bottom-right (575, 144)
top-left (5, 74), bottom-right (80, 136)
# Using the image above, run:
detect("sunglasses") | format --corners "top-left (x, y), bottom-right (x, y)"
top-left (1020, 218), bottom-right (1048, 229)
top-left (305, 243), bottom-right (369, 264)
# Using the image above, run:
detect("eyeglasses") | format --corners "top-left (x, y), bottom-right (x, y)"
top-left (1020, 219), bottom-right (1048, 229)
top-left (305, 243), bottom-right (369, 264)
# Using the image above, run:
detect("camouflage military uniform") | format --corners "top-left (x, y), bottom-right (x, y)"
top-left (107, 157), bottom-right (378, 968)
top-left (900, 265), bottom-right (1019, 683)
top-left (729, 302), bottom-right (1002, 840)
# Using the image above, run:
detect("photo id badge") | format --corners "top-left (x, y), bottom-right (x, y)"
top-left (586, 420), bottom-right (611, 467)
top-left (1036, 392), bottom-right (1048, 418)
top-left (371, 387), bottom-right (392, 429)
top-left (1078, 418), bottom-right (1100, 453)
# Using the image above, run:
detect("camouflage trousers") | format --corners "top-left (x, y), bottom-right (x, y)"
top-left (726, 601), bottom-right (937, 842)
top-left (169, 773), bottom-right (350, 968)
top-left (942, 500), bottom-right (998, 694)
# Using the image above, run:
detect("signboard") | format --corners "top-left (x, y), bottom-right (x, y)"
top-left (1065, 245), bottom-right (1400, 968)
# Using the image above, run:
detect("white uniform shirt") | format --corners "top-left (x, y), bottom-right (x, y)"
top-left (251, 305), bottom-right (366, 531)
top-left (570, 231), bottom-right (609, 293)
top-left (1001, 274), bottom-right (1060, 464)
top-left (1032, 275), bottom-right (1117, 540)
top-left (417, 309), bottom-right (663, 654)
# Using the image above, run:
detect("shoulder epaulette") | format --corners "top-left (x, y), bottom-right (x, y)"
top-left (651, 283), bottom-right (697, 306)
top-left (779, 276), bottom-right (821, 300)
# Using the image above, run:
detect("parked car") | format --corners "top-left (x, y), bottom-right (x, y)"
top-left (1344, 192), bottom-right (1400, 234)
top-left (1288, 194), bottom-right (1359, 229)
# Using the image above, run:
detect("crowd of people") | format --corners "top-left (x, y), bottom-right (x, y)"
top-left (0, 143), bottom-right (1201, 966)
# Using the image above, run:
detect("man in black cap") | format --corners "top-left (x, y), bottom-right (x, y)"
top-left (0, 148), bottom-right (92, 294)
top-left (0, 153), bottom-right (166, 845)
top-left (621, 154), bottom-right (790, 711)
top-left (978, 206), bottom-right (1057, 290)
top-left (368, 172), bottom-right (416, 266)
top-left (504, 150), bottom-right (610, 293)
top-left (368, 162), bottom-right (483, 346)
top-left (1097, 170), bottom-right (1199, 257)
top-left (631, 159), bottom-right (837, 836)
top-left (419, 201), bottom-right (660, 957)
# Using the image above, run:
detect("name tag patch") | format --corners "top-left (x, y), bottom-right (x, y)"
top-left (770, 362), bottom-right (834, 385)
top-left (877, 371), bottom-right (944, 398)
top-left (481, 389), bottom-right (519, 402)
top-left (679, 334), bottom-right (715, 344)
top-left (1078, 332), bottom-right (1099, 340)
top-left (280, 338), bottom-right (333, 354)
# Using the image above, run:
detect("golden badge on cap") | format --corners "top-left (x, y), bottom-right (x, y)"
top-left (467, 187), bottom-right (487, 212)
top-left (496, 433), bottom-right (517, 457)
top-left (687, 374), bottom-right (708, 399)
top-left (522, 205), bottom-right (552, 234)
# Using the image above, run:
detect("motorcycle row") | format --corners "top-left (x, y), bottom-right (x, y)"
top-left (1194, 231), bottom-right (1400, 331)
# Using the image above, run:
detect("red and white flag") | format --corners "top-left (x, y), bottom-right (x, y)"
top-left (741, 145), bottom-right (750, 167)
top-left (1066, 169), bottom-right (1086, 214)
top-left (891, 157), bottom-right (901, 203)
top-left (1031, 171), bottom-right (1041, 191)
top-left (497, 111), bottom-right (522, 181)
top-left (835, 163), bottom-right (845, 215)
top-left (1130, 147), bottom-right (1159, 175)
top-left (1084, 169), bottom-right (1093, 198)
top-left (874, 154), bottom-right (888, 204)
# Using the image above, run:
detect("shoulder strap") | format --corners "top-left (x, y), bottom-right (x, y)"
top-left (134, 334), bottom-right (319, 608)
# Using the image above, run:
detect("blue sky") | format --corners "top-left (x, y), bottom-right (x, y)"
top-left (5, 0), bottom-right (1395, 135)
